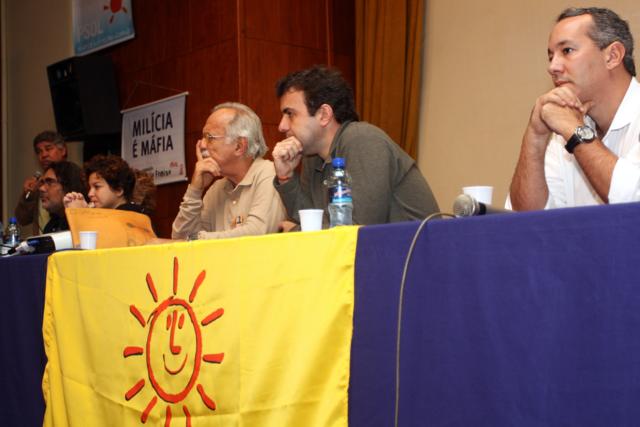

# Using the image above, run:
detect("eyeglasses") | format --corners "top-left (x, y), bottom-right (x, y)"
top-left (202, 133), bottom-right (230, 144)
top-left (40, 177), bottom-right (60, 187)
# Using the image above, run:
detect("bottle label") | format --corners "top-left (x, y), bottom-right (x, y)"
top-left (330, 184), bottom-right (352, 203)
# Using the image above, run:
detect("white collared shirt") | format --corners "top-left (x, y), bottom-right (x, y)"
top-left (543, 77), bottom-right (640, 208)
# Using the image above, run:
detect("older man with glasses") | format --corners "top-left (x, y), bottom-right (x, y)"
top-left (171, 102), bottom-right (285, 240)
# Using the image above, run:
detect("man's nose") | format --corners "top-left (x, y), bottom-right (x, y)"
top-left (547, 55), bottom-right (563, 76)
top-left (278, 116), bottom-right (289, 133)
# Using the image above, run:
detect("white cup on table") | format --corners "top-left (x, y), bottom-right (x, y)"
top-left (79, 231), bottom-right (98, 250)
top-left (299, 209), bottom-right (324, 232)
top-left (462, 186), bottom-right (494, 205)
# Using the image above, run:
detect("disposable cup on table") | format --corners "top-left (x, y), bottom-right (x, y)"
top-left (79, 231), bottom-right (98, 250)
top-left (462, 186), bottom-right (494, 205)
top-left (299, 209), bottom-right (324, 232)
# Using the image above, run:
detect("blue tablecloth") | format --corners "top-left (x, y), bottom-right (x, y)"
top-left (0, 253), bottom-right (49, 427)
top-left (351, 202), bottom-right (640, 426)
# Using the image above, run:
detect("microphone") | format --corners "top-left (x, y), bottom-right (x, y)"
top-left (8, 241), bottom-right (36, 255)
top-left (6, 231), bottom-right (73, 255)
top-left (25, 171), bottom-right (42, 200)
top-left (453, 194), bottom-right (511, 217)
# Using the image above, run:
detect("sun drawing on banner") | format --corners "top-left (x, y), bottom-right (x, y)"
top-left (123, 257), bottom-right (225, 425)
top-left (103, 0), bottom-right (128, 24)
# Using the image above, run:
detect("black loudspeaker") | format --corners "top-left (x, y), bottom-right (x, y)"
top-left (47, 55), bottom-right (121, 141)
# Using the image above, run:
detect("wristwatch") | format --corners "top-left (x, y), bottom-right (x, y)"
top-left (565, 125), bottom-right (596, 154)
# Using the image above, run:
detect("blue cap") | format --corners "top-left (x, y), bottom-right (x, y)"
top-left (332, 157), bottom-right (345, 168)
top-left (9, 217), bottom-right (17, 224)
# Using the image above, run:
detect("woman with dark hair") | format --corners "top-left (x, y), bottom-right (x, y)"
top-left (39, 161), bottom-right (87, 233)
top-left (64, 155), bottom-right (153, 215)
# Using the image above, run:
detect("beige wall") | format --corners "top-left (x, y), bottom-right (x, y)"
top-left (2, 0), bottom-right (81, 227)
top-left (418, 1), bottom-right (640, 212)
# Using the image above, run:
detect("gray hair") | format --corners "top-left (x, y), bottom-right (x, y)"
top-left (33, 130), bottom-right (66, 153)
top-left (212, 102), bottom-right (267, 158)
top-left (558, 7), bottom-right (635, 76)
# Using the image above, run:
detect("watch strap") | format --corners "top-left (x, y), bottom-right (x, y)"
top-left (565, 133), bottom-right (582, 154)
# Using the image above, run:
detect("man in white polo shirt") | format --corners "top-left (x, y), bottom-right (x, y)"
top-left (509, 7), bottom-right (640, 210)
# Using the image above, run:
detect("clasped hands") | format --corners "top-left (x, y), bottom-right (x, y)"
top-left (63, 192), bottom-right (91, 208)
top-left (529, 86), bottom-right (594, 142)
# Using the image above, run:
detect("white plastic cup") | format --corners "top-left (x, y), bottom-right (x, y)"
top-left (299, 209), bottom-right (324, 232)
top-left (79, 231), bottom-right (98, 250)
top-left (462, 186), bottom-right (494, 205)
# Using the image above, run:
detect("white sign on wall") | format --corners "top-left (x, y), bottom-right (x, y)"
top-left (73, 0), bottom-right (135, 55)
top-left (121, 93), bottom-right (188, 186)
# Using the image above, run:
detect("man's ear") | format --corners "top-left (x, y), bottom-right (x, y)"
top-left (605, 41), bottom-right (625, 70)
top-left (316, 103), bottom-right (335, 127)
top-left (235, 137), bottom-right (249, 156)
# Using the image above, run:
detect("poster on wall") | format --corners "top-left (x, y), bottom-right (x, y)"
top-left (121, 93), bottom-right (188, 186)
top-left (73, 0), bottom-right (135, 55)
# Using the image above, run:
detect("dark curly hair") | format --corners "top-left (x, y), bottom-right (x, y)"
top-left (276, 66), bottom-right (359, 124)
top-left (47, 161), bottom-right (86, 196)
top-left (85, 155), bottom-right (136, 201)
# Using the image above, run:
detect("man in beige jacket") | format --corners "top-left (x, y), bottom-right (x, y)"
top-left (171, 102), bottom-right (285, 240)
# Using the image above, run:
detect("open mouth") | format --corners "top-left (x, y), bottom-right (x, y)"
top-left (163, 353), bottom-right (188, 375)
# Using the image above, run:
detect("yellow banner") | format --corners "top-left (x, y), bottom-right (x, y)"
top-left (43, 227), bottom-right (358, 426)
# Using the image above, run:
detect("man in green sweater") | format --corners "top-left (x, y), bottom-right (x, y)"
top-left (272, 66), bottom-right (439, 227)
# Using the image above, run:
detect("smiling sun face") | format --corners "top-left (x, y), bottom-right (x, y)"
top-left (123, 257), bottom-right (225, 425)
top-left (147, 298), bottom-right (201, 402)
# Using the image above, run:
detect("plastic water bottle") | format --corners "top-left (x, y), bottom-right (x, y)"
top-left (5, 217), bottom-right (20, 248)
top-left (325, 157), bottom-right (353, 227)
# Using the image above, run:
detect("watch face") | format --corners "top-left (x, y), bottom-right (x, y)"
top-left (576, 125), bottom-right (596, 141)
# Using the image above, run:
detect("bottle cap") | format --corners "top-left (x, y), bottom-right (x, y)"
top-left (9, 217), bottom-right (17, 224)
top-left (332, 157), bottom-right (345, 168)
